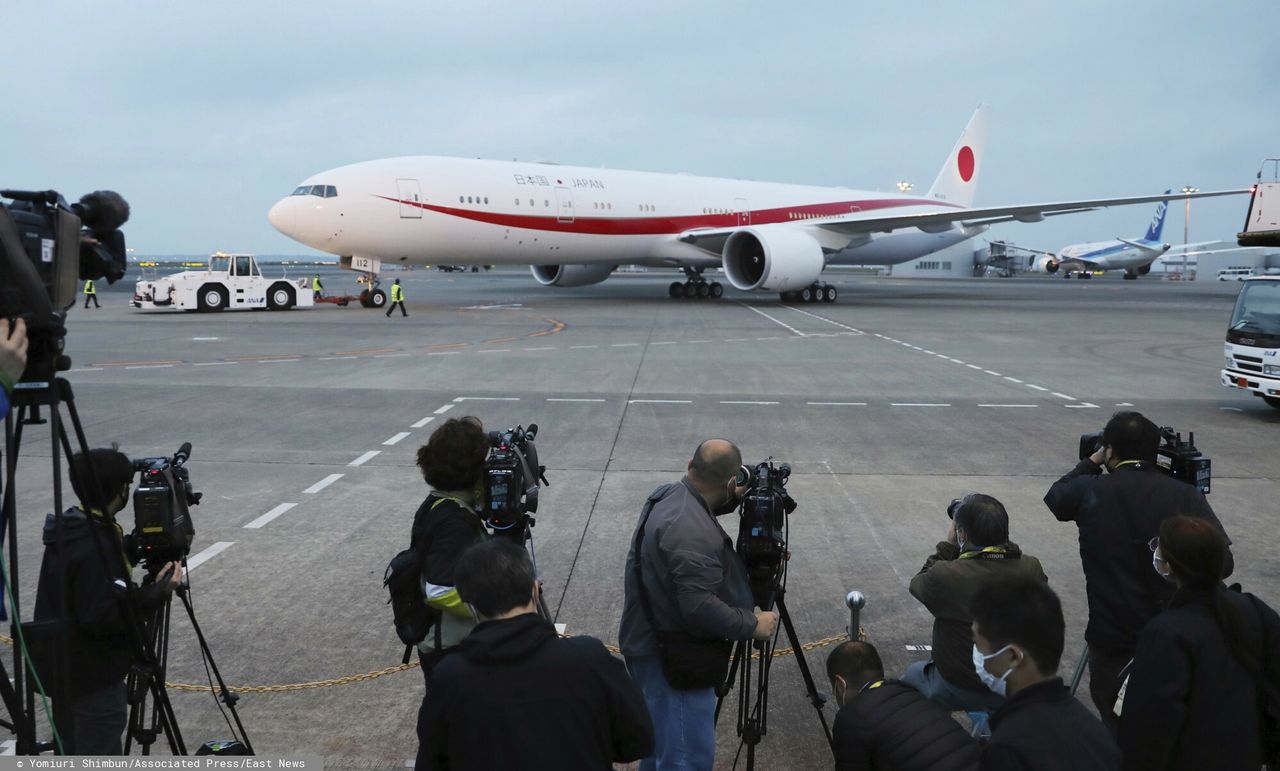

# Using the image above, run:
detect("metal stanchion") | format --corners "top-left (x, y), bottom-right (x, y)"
top-left (845, 590), bottom-right (865, 641)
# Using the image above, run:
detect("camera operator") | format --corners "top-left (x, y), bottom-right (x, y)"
top-left (619, 438), bottom-right (779, 771)
top-left (903, 494), bottom-right (1048, 721)
top-left (33, 447), bottom-right (182, 755)
top-left (410, 417), bottom-right (490, 766)
top-left (421, 539), bottom-right (654, 771)
top-left (827, 640), bottom-right (980, 771)
top-left (1043, 411), bottom-right (1233, 735)
top-left (0, 317), bottom-right (28, 415)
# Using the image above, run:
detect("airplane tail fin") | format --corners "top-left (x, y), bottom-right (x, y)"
top-left (927, 104), bottom-right (989, 208)
top-left (1144, 190), bottom-right (1172, 241)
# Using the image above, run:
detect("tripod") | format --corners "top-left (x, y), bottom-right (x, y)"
top-left (715, 584), bottom-right (833, 771)
top-left (493, 514), bottom-right (553, 621)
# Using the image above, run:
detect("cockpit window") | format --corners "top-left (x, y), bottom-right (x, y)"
top-left (324, 185), bottom-right (337, 198)
top-left (291, 185), bottom-right (336, 197)
top-left (292, 186), bottom-right (309, 196)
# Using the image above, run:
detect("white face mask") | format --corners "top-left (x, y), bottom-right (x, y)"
top-left (1153, 551), bottom-right (1173, 581)
top-left (973, 643), bottom-right (1016, 696)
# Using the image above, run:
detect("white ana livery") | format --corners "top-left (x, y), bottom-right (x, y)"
top-left (132, 253), bottom-right (313, 312)
top-left (268, 106), bottom-right (1245, 303)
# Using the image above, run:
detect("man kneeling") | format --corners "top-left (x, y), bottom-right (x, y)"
top-left (420, 539), bottom-right (654, 770)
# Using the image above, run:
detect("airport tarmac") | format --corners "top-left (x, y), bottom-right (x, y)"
top-left (7, 269), bottom-right (1278, 769)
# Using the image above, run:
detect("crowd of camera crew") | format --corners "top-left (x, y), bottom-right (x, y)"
top-left (4, 317), bottom-right (1278, 770)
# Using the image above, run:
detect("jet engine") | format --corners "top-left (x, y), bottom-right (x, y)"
top-left (530, 263), bottom-right (618, 287)
top-left (722, 227), bottom-right (824, 292)
top-left (1137, 263), bottom-right (1152, 276)
top-left (1036, 255), bottom-right (1060, 274)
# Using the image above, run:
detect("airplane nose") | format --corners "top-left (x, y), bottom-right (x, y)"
top-left (268, 198), bottom-right (294, 236)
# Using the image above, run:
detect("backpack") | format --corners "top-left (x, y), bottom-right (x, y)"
top-left (385, 501), bottom-right (446, 664)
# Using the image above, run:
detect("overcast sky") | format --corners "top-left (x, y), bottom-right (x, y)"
top-left (4, 1), bottom-right (1277, 256)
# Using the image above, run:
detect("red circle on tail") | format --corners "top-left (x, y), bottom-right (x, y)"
top-left (957, 146), bottom-right (975, 182)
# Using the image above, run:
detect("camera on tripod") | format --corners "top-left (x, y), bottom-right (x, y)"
top-left (0, 188), bottom-right (130, 381)
top-left (735, 459), bottom-right (797, 608)
top-left (130, 442), bottom-right (203, 567)
top-left (1078, 426), bottom-right (1211, 494)
top-left (482, 424), bottom-right (548, 537)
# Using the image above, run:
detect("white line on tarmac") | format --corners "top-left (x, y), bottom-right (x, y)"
top-left (721, 400), bottom-right (779, 405)
top-left (478, 349), bottom-right (510, 354)
top-left (547, 398), bottom-right (607, 402)
top-left (687, 340), bottom-right (712, 344)
top-left (126, 364), bottom-right (173, 370)
top-left (891, 403), bottom-right (951, 407)
top-left (979, 404), bottom-right (1038, 408)
top-left (629, 399), bottom-right (693, 404)
top-left (375, 353), bottom-right (412, 358)
top-left (1116, 402), bottom-right (1135, 406)
top-left (69, 368), bottom-right (103, 373)
top-left (1220, 407), bottom-right (1243, 412)
top-left (524, 347), bottom-right (556, 351)
top-left (783, 305), bottom-right (864, 334)
top-left (984, 370), bottom-right (1002, 376)
top-left (807, 402), bottom-right (867, 406)
top-left (454, 397), bottom-right (520, 402)
top-left (350, 450), bottom-right (381, 466)
top-left (186, 542), bottom-right (235, 571)
top-left (427, 351), bottom-right (460, 356)
top-left (192, 337), bottom-right (219, 341)
top-left (651, 341), bottom-right (678, 345)
top-left (570, 345), bottom-right (599, 349)
top-left (244, 503), bottom-right (297, 529)
top-left (1026, 384), bottom-right (1050, 392)
top-left (611, 342), bottom-right (640, 347)
top-left (411, 416), bottom-right (437, 428)
top-left (434, 404), bottom-right (456, 414)
top-left (319, 356), bottom-right (358, 361)
top-left (966, 364), bottom-right (982, 370)
top-left (1065, 402), bottom-right (1101, 409)
top-left (737, 302), bottom-right (807, 336)
top-left (257, 359), bottom-right (297, 364)
top-left (383, 432), bottom-right (411, 446)
top-left (303, 474), bottom-right (344, 494)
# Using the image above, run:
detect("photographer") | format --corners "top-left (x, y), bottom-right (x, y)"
top-left (619, 439), bottom-right (778, 771)
top-left (410, 417), bottom-right (490, 765)
top-left (0, 317), bottom-right (28, 415)
top-left (1043, 411), bottom-right (1233, 734)
top-left (33, 447), bottom-right (182, 755)
top-left (904, 494), bottom-right (1048, 720)
top-left (421, 539), bottom-right (654, 771)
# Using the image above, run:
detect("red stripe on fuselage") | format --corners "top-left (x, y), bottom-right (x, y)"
top-left (375, 196), bottom-right (962, 236)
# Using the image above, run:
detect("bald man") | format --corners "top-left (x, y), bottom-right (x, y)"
top-left (619, 439), bottom-right (779, 771)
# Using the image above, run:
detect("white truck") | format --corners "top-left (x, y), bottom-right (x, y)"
top-left (132, 253), bottom-right (314, 312)
top-left (1223, 162), bottom-right (1280, 409)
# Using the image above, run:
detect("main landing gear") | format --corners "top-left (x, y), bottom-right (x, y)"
top-left (780, 283), bottom-right (838, 303)
top-left (669, 268), bottom-right (724, 300)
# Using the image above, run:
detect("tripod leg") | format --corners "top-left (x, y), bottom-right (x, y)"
top-left (775, 596), bottom-right (833, 747)
top-left (176, 587), bottom-right (253, 753)
top-left (715, 640), bottom-right (746, 725)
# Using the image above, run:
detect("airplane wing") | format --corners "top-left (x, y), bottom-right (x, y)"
top-left (1162, 239), bottom-right (1235, 253)
top-left (1115, 238), bottom-right (1166, 251)
top-left (1174, 246), bottom-right (1273, 258)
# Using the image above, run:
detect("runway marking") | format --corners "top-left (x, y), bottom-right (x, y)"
top-left (192, 337), bottom-right (220, 341)
top-left (547, 398), bottom-right (606, 402)
top-left (303, 474), bottom-right (344, 494)
top-left (454, 397), bottom-right (520, 402)
top-left (904, 644), bottom-right (934, 652)
top-left (318, 356), bottom-right (358, 361)
top-left (523, 347), bottom-right (556, 351)
top-left (229, 354), bottom-right (303, 362)
top-left (427, 351), bottom-right (460, 356)
top-left (966, 364), bottom-right (982, 370)
top-left (807, 401), bottom-right (867, 406)
top-left (478, 349), bottom-right (511, 354)
top-left (721, 400), bottom-right (780, 405)
top-left (891, 403), bottom-right (951, 407)
top-left (984, 370), bottom-right (1002, 377)
top-left (979, 404), bottom-right (1038, 408)
top-left (782, 306), bottom-right (865, 334)
top-left (375, 353), bottom-right (412, 358)
top-left (1220, 407), bottom-right (1243, 412)
top-left (570, 345), bottom-right (599, 349)
top-left (350, 450), bottom-right (381, 466)
top-left (1004, 377), bottom-right (1024, 383)
top-left (1117, 402), bottom-right (1135, 406)
top-left (611, 342), bottom-right (640, 347)
top-left (334, 347), bottom-right (399, 356)
top-left (193, 361), bottom-right (237, 367)
top-left (737, 302), bottom-right (806, 336)
top-left (687, 339), bottom-right (712, 344)
top-left (434, 404), bottom-right (456, 414)
top-left (949, 358), bottom-right (966, 364)
top-left (257, 358), bottom-right (296, 364)
top-left (725, 338), bottom-right (749, 342)
top-left (1051, 392), bottom-right (1076, 400)
top-left (126, 364), bottom-right (174, 370)
top-left (1025, 384), bottom-right (1050, 392)
top-left (1065, 402), bottom-right (1101, 409)
top-left (651, 341), bottom-right (678, 345)
top-left (629, 399), bottom-right (692, 404)
top-left (94, 359), bottom-right (183, 367)
top-left (411, 416), bottom-right (437, 428)
top-left (186, 542), bottom-right (235, 571)
top-left (922, 350), bottom-right (936, 355)
top-left (68, 367), bottom-right (103, 373)
top-left (383, 432), bottom-right (411, 446)
top-left (244, 503), bottom-right (297, 529)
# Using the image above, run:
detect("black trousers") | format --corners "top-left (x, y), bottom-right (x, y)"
top-left (386, 300), bottom-right (406, 317)
top-left (415, 647), bottom-right (449, 769)
top-left (1088, 645), bottom-right (1131, 738)
top-left (84, 294), bottom-right (99, 308)
top-left (53, 681), bottom-right (127, 755)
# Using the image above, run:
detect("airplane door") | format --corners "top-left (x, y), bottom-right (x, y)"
top-left (396, 179), bottom-right (422, 219)
top-left (555, 187), bottom-right (575, 223)
top-left (735, 198), bottom-right (750, 226)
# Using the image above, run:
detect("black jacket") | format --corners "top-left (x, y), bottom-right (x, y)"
top-left (421, 613), bottom-right (654, 771)
top-left (909, 541), bottom-right (1048, 691)
top-left (33, 508), bottom-right (167, 698)
top-left (983, 678), bottom-right (1120, 771)
top-left (1118, 588), bottom-right (1280, 771)
top-left (833, 679), bottom-right (979, 771)
top-left (1044, 460), bottom-right (1232, 653)
top-left (412, 493), bottom-right (487, 649)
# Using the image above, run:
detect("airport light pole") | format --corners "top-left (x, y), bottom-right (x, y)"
top-left (897, 181), bottom-right (914, 194)
top-left (1181, 186), bottom-right (1198, 278)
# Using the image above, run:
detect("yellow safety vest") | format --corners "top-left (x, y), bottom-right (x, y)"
top-left (84, 279), bottom-right (96, 294)
top-left (312, 277), bottom-right (322, 291)
top-left (391, 284), bottom-right (404, 302)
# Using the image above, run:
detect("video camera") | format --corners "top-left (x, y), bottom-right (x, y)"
top-left (482, 424), bottom-right (548, 539)
top-left (130, 442), bottom-right (203, 567)
top-left (1079, 426), bottom-right (1211, 495)
top-left (735, 459), bottom-right (797, 608)
top-left (0, 188), bottom-right (130, 382)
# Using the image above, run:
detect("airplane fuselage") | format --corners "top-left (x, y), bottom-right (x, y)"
top-left (1057, 238), bottom-right (1169, 271)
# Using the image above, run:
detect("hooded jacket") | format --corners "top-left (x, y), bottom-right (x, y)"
top-left (33, 508), bottom-right (167, 698)
top-left (421, 613), bottom-right (654, 771)
top-left (983, 678), bottom-right (1120, 771)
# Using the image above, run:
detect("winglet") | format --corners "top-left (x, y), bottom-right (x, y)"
top-left (927, 104), bottom-right (989, 208)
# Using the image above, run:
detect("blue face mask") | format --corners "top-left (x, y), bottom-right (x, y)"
top-left (973, 643), bottom-right (1017, 696)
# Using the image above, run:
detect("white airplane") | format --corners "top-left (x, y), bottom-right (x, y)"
top-left (268, 106), bottom-right (1246, 305)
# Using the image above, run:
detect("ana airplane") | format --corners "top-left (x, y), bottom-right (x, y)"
top-left (268, 106), bottom-right (1245, 306)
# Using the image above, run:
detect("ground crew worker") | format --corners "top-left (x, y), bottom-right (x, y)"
top-left (83, 278), bottom-right (99, 308)
top-left (312, 274), bottom-right (324, 301)
top-left (387, 279), bottom-right (407, 317)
